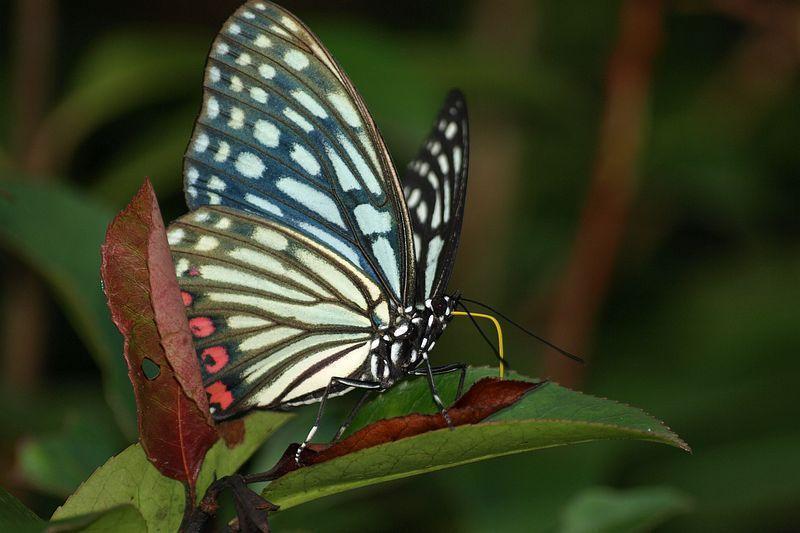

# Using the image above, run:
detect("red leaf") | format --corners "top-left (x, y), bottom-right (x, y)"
top-left (100, 180), bottom-right (217, 497)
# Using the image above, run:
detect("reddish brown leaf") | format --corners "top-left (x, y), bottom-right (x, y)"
top-left (100, 180), bottom-right (217, 497)
top-left (310, 378), bottom-right (540, 464)
top-left (257, 378), bottom-right (541, 481)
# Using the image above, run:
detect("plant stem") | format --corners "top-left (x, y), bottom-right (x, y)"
top-left (543, 0), bottom-right (664, 386)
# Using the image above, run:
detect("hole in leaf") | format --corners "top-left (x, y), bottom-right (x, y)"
top-left (142, 358), bottom-right (161, 380)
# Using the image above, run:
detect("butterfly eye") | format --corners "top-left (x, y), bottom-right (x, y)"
top-left (431, 297), bottom-right (448, 316)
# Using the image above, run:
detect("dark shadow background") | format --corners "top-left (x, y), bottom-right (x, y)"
top-left (1, 0), bottom-right (798, 531)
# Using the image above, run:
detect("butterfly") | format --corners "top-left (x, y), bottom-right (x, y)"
top-left (167, 0), bottom-right (471, 456)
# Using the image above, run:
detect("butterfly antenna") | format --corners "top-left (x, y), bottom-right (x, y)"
top-left (461, 298), bottom-right (585, 364)
top-left (455, 301), bottom-right (511, 372)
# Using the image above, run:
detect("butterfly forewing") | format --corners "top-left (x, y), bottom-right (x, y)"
top-left (185, 0), bottom-right (414, 305)
top-left (403, 90), bottom-right (469, 303)
top-left (169, 206), bottom-right (390, 418)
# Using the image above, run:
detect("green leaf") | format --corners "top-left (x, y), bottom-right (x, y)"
top-left (53, 411), bottom-right (291, 532)
top-left (45, 505), bottom-right (146, 533)
top-left (263, 368), bottom-right (687, 510)
top-left (18, 408), bottom-right (125, 497)
top-left (0, 178), bottom-right (135, 436)
top-left (194, 411), bottom-right (293, 505)
top-left (0, 486), bottom-right (43, 531)
top-left (558, 486), bottom-right (692, 533)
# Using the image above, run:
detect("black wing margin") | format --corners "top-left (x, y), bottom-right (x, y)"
top-left (402, 90), bottom-right (469, 304)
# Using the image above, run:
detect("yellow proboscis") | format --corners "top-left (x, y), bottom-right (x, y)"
top-left (451, 311), bottom-right (505, 379)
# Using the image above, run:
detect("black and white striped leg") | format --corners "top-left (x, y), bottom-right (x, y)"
top-left (420, 353), bottom-right (454, 428)
top-left (332, 389), bottom-right (374, 443)
top-left (410, 362), bottom-right (467, 400)
top-left (296, 377), bottom-right (383, 464)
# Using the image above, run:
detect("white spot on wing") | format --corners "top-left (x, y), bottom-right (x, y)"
top-left (328, 93), bottom-right (361, 128)
top-left (214, 141), bottom-right (230, 163)
top-left (425, 236), bottom-right (445, 296)
top-left (229, 107), bottom-right (245, 129)
top-left (206, 97), bottom-right (219, 119)
top-left (254, 35), bottom-right (271, 48)
top-left (437, 154), bottom-right (449, 175)
top-left (215, 42), bottom-right (229, 56)
top-left (284, 49), bottom-right (309, 70)
top-left (167, 228), bottom-right (185, 245)
top-left (270, 24), bottom-right (290, 37)
top-left (406, 188), bottom-right (421, 208)
top-left (236, 53), bottom-right (251, 66)
top-left (193, 133), bottom-right (209, 153)
top-left (259, 63), bottom-right (276, 79)
top-left (417, 201), bottom-right (428, 223)
top-left (290, 144), bottom-right (321, 176)
top-left (195, 235), bottom-right (219, 252)
top-left (431, 191), bottom-right (442, 230)
top-left (228, 316), bottom-right (272, 329)
top-left (250, 87), bottom-right (268, 104)
top-left (336, 134), bottom-right (380, 195)
top-left (253, 119), bottom-right (280, 148)
top-left (326, 146), bottom-right (359, 191)
top-left (281, 16), bottom-right (299, 32)
top-left (292, 90), bottom-right (328, 118)
top-left (353, 204), bottom-right (392, 234)
top-left (244, 193), bottom-right (283, 216)
top-left (443, 179), bottom-right (451, 222)
top-left (235, 152), bottom-right (265, 178)
top-left (284, 108), bottom-right (314, 132)
top-left (252, 227), bottom-right (288, 250)
top-left (453, 146), bottom-right (462, 173)
top-left (209, 66), bottom-right (221, 83)
top-left (207, 176), bottom-right (226, 191)
top-left (276, 178), bottom-right (344, 227)
top-left (371, 237), bottom-right (401, 298)
top-left (175, 258), bottom-right (190, 277)
top-left (445, 122), bottom-right (458, 139)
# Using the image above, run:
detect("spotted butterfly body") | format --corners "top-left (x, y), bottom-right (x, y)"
top-left (168, 1), bottom-right (469, 427)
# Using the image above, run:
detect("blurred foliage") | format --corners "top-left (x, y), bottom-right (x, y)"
top-left (0, 0), bottom-right (798, 531)
top-left (558, 486), bottom-right (692, 533)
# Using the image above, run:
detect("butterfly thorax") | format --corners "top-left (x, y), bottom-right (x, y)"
top-left (365, 295), bottom-right (457, 387)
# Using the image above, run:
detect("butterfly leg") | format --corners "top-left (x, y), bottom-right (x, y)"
top-left (409, 362), bottom-right (467, 400)
top-left (296, 377), bottom-right (383, 464)
top-left (332, 389), bottom-right (374, 443)
top-left (418, 353), bottom-right (454, 428)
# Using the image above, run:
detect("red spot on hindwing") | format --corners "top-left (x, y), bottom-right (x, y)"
top-left (206, 381), bottom-right (234, 409)
top-left (202, 346), bottom-right (229, 373)
top-left (189, 317), bottom-right (215, 338)
top-left (188, 266), bottom-right (201, 277)
top-left (181, 291), bottom-right (193, 307)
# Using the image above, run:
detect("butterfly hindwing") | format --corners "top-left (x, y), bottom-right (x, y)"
top-left (169, 206), bottom-right (391, 417)
top-left (403, 90), bottom-right (469, 303)
top-left (184, 0), bottom-right (414, 305)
